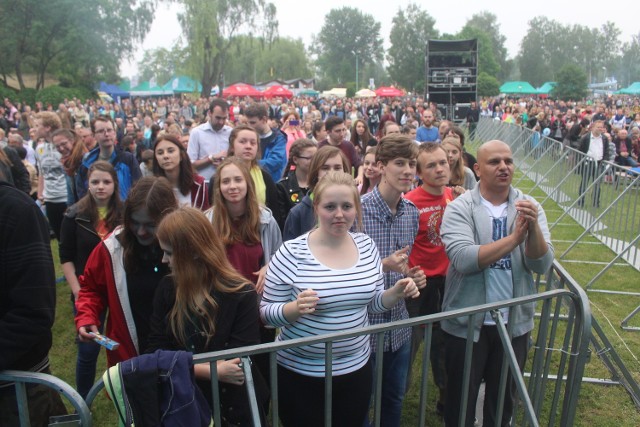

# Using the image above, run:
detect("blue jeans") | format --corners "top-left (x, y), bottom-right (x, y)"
top-left (71, 293), bottom-right (103, 399)
top-left (365, 339), bottom-right (411, 427)
top-left (618, 156), bottom-right (639, 168)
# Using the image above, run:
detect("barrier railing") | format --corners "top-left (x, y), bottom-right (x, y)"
top-left (1, 260), bottom-right (591, 426)
top-left (0, 370), bottom-right (92, 427)
top-left (80, 262), bottom-right (589, 427)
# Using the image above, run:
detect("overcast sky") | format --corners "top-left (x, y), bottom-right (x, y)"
top-left (121, 0), bottom-right (638, 78)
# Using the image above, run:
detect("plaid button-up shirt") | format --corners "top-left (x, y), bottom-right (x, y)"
top-left (361, 186), bottom-right (419, 352)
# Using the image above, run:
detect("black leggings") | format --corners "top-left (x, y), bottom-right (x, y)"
top-left (277, 359), bottom-right (372, 427)
top-left (45, 201), bottom-right (67, 241)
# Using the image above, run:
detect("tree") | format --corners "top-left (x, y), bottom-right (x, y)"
top-left (620, 32), bottom-right (640, 86)
top-left (552, 64), bottom-right (588, 101)
top-left (138, 46), bottom-right (190, 85)
top-left (477, 72), bottom-right (500, 97)
top-left (518, 17), bottom-right (623, 86)
top-left (387, 4), bottom-right (439, 92)
top-left (518, 17), bottom-right (560, 87)
top-left (191, 35), bottom-right (311, 85)
top-left (456, 28), bottom-right (500, 78)
top-left (461, 12), bottom-right (510, 80)
top-left (312, 7), bottom-right (383, 88)
top-left (0, 0), bottom-right (154, 89)
top-left (175, 0), bottom-right (278, 97)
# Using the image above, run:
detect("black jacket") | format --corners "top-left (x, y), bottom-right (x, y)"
top-left (276, 171), bottom-right (309, 231)
top-left (283, 194), bottom-right (315, 242)
top-left (0, 181), bottom-right (56, 371)
top-left (3, 146), bottom-right (31, 194)
top-left (146, 278), bottom-right (264, 426)
top-left (58, 204), bottom-right (103, 275)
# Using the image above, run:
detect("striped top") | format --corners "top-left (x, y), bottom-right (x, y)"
top-left (260, 231), bottom-right (387, 377)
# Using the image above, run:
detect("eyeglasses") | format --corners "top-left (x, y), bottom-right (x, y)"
top-left (95, 128), bottom-right (115, 136)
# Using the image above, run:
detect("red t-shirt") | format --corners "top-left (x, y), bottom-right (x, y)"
top-left (404, 186), bottom-right (454, 277)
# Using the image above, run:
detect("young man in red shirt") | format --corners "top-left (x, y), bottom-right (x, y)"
top-left (404, 142), bottom-right (464, 416)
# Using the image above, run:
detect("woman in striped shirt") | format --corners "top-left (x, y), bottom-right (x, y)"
top-left (260, 171), bottom-right (419, 427)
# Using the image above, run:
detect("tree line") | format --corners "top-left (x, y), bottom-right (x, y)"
top-left (2, 1), bottom-right (639, 98)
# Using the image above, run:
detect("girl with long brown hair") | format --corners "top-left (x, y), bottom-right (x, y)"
top-left (223, 124), bottom-right (281, 223)
top-left (350, 119), bottom-right (377, 158)
top-left (153, 133), bottom-right (209, 209)
top-left (359, 147), bottom-right (381, 195)
top-left (205, 157), bottom-right (281, 415)
top-left (207, 157), bottom-right (282, 294)
top-left (147, 208), bottom-right (263, 427)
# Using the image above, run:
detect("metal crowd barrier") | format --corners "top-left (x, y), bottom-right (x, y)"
top-left (1, 261), bottom-right (591, 426)
top-left (0, 370), bottom-right (92, 427)
top-left (78, 261), bottom-right (590, 427)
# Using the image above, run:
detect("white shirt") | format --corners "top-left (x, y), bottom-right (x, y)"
top-left (187, 121), bottom-right (231, 181)
top-left (586, 133), bottom-right (604, 160)
top-left (23, 142), bottom-right (37, 166)
top-left (480, 196), bottom-right (513, 325)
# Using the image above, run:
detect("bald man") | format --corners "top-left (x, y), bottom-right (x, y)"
top-left (440, 140), bottom-right (554, 427)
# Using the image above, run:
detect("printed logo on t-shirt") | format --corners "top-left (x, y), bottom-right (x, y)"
top-left (490, 217), bottom-right (512, 270)
top-left (426, 209), bottom-right (444, 247)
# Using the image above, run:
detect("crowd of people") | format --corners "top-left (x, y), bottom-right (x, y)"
top-left (11, 88), bottom-right (635, 426)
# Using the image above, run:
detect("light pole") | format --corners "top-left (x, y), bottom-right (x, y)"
top-left (602, 66), bottom-right (607, 82)
top-left (352, 50), bottom-right (359, 91)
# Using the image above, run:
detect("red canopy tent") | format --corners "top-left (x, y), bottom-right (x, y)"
top-left (375, 86), bottom-right (405, 97)
top-left (222, 83), bottom-right (263, 98)
top-left (262, 85), bottom-right (293, 99)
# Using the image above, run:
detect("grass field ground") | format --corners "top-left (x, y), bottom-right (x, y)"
top-left (45, 166), bottom-right (640, 426)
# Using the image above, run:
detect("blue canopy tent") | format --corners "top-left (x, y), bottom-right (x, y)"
top-left (162, 76), bottom-right (202, 94)
top-left (98, 82), bottom-right (130, 102)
